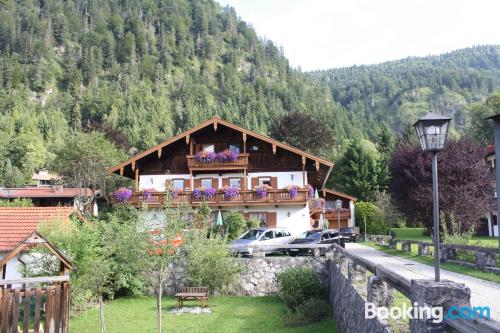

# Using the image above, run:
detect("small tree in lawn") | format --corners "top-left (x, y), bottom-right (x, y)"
top-left (147, 195), bottom-right (192, 333)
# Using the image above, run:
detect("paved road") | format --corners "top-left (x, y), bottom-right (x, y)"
top-left (345, 243), bottom-right (500, 321)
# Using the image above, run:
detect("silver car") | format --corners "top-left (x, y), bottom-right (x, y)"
top-left (229, 227), bottom-right (294, 257)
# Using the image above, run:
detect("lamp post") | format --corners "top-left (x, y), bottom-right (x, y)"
top-left (335, 199), bottom-right (343, 245)
top-left (486, 114), bottom-right (500, 253)
top-left (414, 112), bottom-right (451, 282)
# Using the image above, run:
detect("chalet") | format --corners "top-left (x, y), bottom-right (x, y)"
top-left (0, 207), bottom-right (82, 280)
top-left (0, 187), bottom-right (98, 216)
top-left (107, 116), bottom-right (355, 235)
top-left (484, 145), bottom-right (498, 237)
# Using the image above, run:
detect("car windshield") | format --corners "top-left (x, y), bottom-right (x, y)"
top-left (297, 231), bottom-right (322, 240)
top-left (240, 229), bottom-right (265, 240)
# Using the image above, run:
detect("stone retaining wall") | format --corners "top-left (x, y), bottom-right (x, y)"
top-left (162, 256), bottom-right (328, 296)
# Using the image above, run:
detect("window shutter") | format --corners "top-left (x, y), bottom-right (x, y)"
top-left (194, 179), bottom-right (201, 188)
top-left (271, 177), bottom-right (278, 189)
top-left (251, 177), bottom-right (258, 188)
top-left (212, 178), bottom-right (219, 189)
top-left (267, 212), bottom-right (277, 227)
top-left (222, 178), bottom-right (229, 187)
top-left (184, 179), bottom-right (190, 190)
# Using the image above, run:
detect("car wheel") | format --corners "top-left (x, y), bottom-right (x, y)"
top-left (313, 248), bottom-right (321, 257)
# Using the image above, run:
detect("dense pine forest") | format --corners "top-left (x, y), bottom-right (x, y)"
top-left (0, 0), bottom-right (499, 191)
top-left (309, 45), bottom-right (500, 138)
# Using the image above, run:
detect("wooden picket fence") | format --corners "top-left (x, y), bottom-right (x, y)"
top-left (0, 276), bottom-right (70, 333)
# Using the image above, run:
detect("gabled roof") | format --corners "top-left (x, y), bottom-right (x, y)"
top-left (107, 116), bottom-right (334, 175)
top-left (322, 189), bottom-right (358, 202)
top-left (0, 187), bottom-right (94, 199)
top-left (0, 231), bottom-right (75, 274)
top-left (0, 207), bottom-right (82, 252)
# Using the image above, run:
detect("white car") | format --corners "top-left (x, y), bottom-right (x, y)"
top-left (229, 227), bottom-right (294, 257)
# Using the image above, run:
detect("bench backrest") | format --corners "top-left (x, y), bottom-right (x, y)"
top-left (181, 287), bottom-right (208, 294)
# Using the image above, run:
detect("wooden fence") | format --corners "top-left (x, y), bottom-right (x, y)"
top-left (0, 276), bottom-right (70, 333)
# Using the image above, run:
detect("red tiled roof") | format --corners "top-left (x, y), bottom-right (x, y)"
top-left (0, 207), bottom-right (76, 252)
top-left (0, 187), bottom-right (93, 199)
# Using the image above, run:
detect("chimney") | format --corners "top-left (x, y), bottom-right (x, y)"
top-left (53, 184), bottom-right (64, 193)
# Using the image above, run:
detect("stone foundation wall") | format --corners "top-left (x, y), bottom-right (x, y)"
top-left (161, 256), bottom-right (328, 296)
top-left (230, 257), bottom-right (328, 296)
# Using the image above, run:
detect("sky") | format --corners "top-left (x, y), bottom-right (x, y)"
top-left (216, 0), bottom-right (500, 71)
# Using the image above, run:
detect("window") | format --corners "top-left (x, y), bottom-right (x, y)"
top-left (229, 178), bottom-right (241, 189)
top-left (249, 212), bottom-right (267, 226)
top-left (200, 178), bottom-right (212, 188)
top-left (321, 232), bottom-right (329, 241)
top-left (261, 230), bottom-right (274, 240)
top-left (229, 144), bottom-right (240, 153)
top-left (258, 177), bottom-right (271, 186)
top-left (249, 145), bottom-right (259, 151)
top-left (172, 179), bottom-right (184, 190)
top-left (202, 144), bottom-right (215, 153)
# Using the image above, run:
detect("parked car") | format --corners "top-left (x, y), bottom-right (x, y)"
top-left (340, 227), bottom-right (357, 243)
top-left (229, 227), bottom-right (294, 257)
top-left (286, 229), bottom-right (345, 257)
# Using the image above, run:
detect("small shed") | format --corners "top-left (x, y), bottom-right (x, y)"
top-left (0, 231), bottom-right (75, 279)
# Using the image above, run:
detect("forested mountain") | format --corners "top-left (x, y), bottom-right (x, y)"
top-left (0, 0), bottom-right (354, 186)
top-left (308, 45), bottom-right (500, 138)
top-left (1, 0), bottom-right (500, 190)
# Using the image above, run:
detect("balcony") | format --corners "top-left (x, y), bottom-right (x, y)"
top-left (187, 153), bottom-right (249, 171)
top-left (115, 188), bottom-right (308, 208)
top-left (309, 200), bottom-right (351, 220)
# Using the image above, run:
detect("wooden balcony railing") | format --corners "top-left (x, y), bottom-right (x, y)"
top-left (309, 202), bottom-right (351, 219)
top-left (114, 188), bottom-right (308, 208)
top-left (187, 153), bottom-right (249, 170)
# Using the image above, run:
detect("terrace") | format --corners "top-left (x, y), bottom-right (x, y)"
top-left (113, 188), bottom-right (309, 208)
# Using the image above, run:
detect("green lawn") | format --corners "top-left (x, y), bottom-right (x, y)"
top-left (363, 242), bottom-right (500, 284)
top-left (392, 228), bottom-right (498, 248)
top-left (70, 296), bottom-right (338, 333)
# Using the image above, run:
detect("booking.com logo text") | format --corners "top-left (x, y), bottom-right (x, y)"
top-left (365, 302), bottom-right (491, 323)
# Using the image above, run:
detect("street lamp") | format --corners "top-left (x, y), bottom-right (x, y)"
top-left (414, 112), bottom-right (451, 282)
top-left (335, 199), bottom-right (343, 245)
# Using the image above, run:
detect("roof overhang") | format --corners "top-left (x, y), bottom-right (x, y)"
top-left (107, 116), bottom-right (334, 180)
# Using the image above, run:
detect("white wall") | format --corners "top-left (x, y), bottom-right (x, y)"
top-left (247, 171), bottom-right (306, 189)
top-left (139, 204), bottom-right (311, 237)
top-left (349, 201), bottom-right (355, 227)
top-left (140, 171), bottom-right (308, 191)
top-left (139, 174), bottom-right (190, 191)
top-left (487, 212), bottom-right (499, 237)
top-left (0, 254), bottom-right (23, 280)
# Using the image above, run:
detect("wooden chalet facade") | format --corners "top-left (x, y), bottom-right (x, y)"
top-left (108, 116), bottom-right (355, 235)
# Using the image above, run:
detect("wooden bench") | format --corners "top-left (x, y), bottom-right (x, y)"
top-left (175, 287), bottom-right (208, 309)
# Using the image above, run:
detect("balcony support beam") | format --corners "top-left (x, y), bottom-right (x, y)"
top-left (302, 156), bottom-right (306, 187)
top-left (134, 168), bottom-right (139, 192)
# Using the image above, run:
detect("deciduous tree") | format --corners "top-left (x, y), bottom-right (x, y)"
top-left (389, 137), bottom-right (494, 233)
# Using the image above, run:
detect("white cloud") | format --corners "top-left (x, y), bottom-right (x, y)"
top-left (217, 0), bottom-right (500, 71)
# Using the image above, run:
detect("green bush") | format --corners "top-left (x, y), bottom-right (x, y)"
top-left (224, 212), bottom-right (247, 241)
top-left (276, 267), bottom-right (325, 309)
top-left (246, 218), bottom-right (261, 230)
top-left (185, 235), bottom-right (242, 295)
top-left (355, 201), bottom-right (388, 235)
top-left (284, 298), bottom-right (330, 327)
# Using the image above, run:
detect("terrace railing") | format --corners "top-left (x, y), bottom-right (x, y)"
top-left (115, 188), bottom-right (308, 207)
top-left (186, 153), bottom-right (249, 170)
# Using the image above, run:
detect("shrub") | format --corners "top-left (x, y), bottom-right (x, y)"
top-left (355, 201), bottom-right (388, 235)
top-left (185, 235), bottom-right (242, 295)
top-left (246, 218), bottom-right (261, 229)
top-left (284, 298), bottom-right (330, 327)
top-left (224, 212), bottom-right (247, 241)
top-left (276, 267), bottom-right (325, 309)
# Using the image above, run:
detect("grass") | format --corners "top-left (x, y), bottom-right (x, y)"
top-left (391, 228), bottom-right (499, 248)
top-left (363, 242), bottom-right (500, 284)
top-left (70, 296), bottom-right (338, 333)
